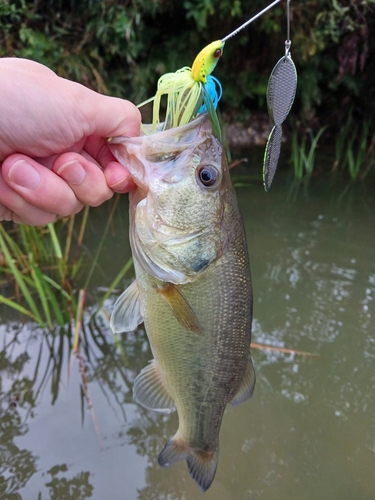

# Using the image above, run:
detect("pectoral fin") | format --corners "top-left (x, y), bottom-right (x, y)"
top-left (156, 283), bottom-right (201, 335)
top-left (110, 280), bottom-right (143, 334)
top-left (230, 357), bottom-right (256, 406)
top-left (133, 360), bottom-right (176, 413)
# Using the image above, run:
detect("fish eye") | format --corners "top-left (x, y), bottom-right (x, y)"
top-left (214, 49), bottom-right (222, 58)
top-left (197, 165), bottom-right (219, 188)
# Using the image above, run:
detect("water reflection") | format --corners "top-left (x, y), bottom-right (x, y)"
top-left (0, 321), bottom-right (106, 499)
top-left (0, 325), bottom-right (36, 499)
top-left (43, 466), bottom-right (93, 500)
top-left (1, 174), bottom-right (375, 498)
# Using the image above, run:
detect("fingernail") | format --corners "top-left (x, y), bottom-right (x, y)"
top-left (8, 160), bottom-right (41, 189)
top-left (56, 160), bottom-right (86, 185)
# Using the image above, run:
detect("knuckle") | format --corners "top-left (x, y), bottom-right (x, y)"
top-left (0, 203), bottom-right (13, 222)
top-left (88, 190), bottom-right (113, 207)
top-left (58, 200), bottom-right (84, 217)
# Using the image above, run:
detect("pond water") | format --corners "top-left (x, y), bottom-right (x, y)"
top-left (1, 156), bottom-right (375, 500)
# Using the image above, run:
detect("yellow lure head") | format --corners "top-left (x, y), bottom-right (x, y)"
top-left (191, 40), bottom-right (225, 83)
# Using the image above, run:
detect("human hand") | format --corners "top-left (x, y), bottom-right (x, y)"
top-left (0, 58), bottom-right (141, 225)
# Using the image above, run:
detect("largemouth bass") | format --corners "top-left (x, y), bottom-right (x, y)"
top-left (109, 113), bottom-right (255, 491)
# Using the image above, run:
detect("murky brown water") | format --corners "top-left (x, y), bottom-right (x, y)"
top-left (1, 160), bottom-right (375, 500)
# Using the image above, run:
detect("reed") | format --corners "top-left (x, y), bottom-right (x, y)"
top-left (332, 110), bottom-right (375, 180)
top-left (332, 108), bottom-right (353, 172)
top-left (290, 126), bottom-right (326, 181)
top-left (360, 132), bottom-right (375, 180)
top-left (344, 119), bottom-right (374, 181)
top-left (0, 221), bottom-right (79, 330)
top-left (0, 198), bottom-right (134, 333)
top-left (0, 205), bottom-right (97, 331)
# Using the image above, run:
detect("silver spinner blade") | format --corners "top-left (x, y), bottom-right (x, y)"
top-left (267, 55), bottom-right (297, 126)
top-left (263, 125), bottom-right (282, 191)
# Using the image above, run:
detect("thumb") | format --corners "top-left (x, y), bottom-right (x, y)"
top-left (75, 84), bottom-right (142, 139)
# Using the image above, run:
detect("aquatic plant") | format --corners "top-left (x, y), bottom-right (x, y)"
top-left (344, 120), bottom-right (374, 181)
top-left (332, 108), bottom-right (354, 172)
top-left (290, 126), bottom-right (326, 181)
top-left (345, 125), bottom-right (368, 181)
top-left (0, 218), bottom-right (84, 330)
top-left (332, 109), bottom-right (375, 180)
top-left (360, 133), bottom-right (375, 180)
top-left (0, 197), bottom-right (134, 333)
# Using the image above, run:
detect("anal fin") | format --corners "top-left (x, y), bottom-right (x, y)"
top-left (133, 360), bottom-right (176, 413)
top-left (110, 280), bottom-right (143, 334)
top-left (230, 357), bottom-right (256, 406)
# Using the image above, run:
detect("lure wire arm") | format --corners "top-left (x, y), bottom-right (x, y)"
top-left (222, 0), bottom-right (283, 42)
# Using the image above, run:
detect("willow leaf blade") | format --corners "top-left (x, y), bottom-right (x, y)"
top-left (263, 125), bottom-right (282, 191)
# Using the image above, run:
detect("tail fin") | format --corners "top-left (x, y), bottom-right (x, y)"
top-left (158, 435), bottom-right (219, 492)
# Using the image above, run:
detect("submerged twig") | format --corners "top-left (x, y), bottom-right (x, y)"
top-left (229, 158), bottom-right (248, 169)
top-left (251, 342), bottom-right (320, 358)
top-left (68, 288), bottom-right (86, 381)
top-left (69, 293), bottom-right (103, 448)
top-left (72, 289), bottom-right (86, 354)
top-left (76, 346), bottom-right (103, 448)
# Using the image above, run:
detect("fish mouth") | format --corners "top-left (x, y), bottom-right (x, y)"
top-left (108, 114), bottom-right (212, 187)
